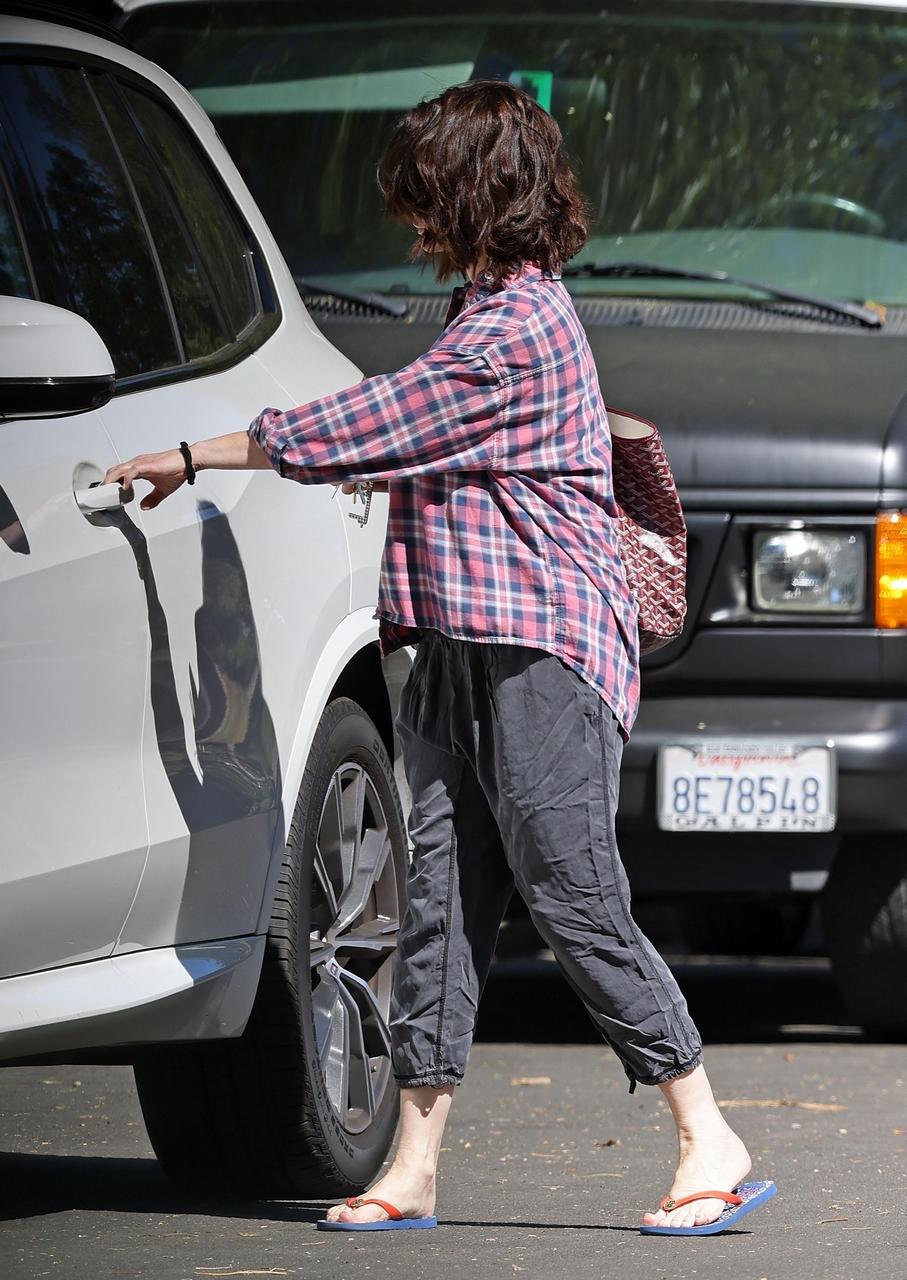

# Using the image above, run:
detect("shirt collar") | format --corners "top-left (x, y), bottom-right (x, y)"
top-left (464, 261), bottom-right (557, 304)
top-left (447, 262), bottom-right (559, 324)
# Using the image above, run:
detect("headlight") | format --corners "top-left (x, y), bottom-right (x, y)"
top-left (752, 529), bottom-right (866, 613)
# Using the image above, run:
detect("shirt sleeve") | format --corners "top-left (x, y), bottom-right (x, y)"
top-left (248, 344), bottom-right (505, 485)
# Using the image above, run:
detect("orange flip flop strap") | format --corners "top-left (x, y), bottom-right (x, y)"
top-left (345, 1196), bottom-right (403, 1220)
top-left (660, 1189), bottom-right (744, 1212)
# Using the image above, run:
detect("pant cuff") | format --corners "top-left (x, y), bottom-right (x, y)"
top-left (626, 1052), bottom-right (704, 1092)
top-left (394, 1071), bottom-right (463, 1089)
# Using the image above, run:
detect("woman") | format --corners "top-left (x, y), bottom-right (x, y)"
top-left (106, 81), bottom-right (773, 1236)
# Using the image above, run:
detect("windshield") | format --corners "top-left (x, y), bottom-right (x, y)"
top-left (125, 0), bottom-right (907, 304)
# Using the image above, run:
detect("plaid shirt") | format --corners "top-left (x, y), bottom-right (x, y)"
top-left (248, 264), bottom-right (640, 734)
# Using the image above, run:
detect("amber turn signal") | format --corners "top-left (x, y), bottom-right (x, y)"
top-left (876, 512), bottom-right (907, 628)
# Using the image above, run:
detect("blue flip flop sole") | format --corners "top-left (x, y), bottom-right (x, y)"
top-left (316, 1215), bottom-right (438, 1232)
top-left (639, 1179), bottom-right (777, 1236)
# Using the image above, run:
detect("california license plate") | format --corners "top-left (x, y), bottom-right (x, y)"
top-left (657, 739), bottom-right (837, 832)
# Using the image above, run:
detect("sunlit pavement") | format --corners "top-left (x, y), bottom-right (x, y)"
top-left (1, 952), bottom-right (904, 1280)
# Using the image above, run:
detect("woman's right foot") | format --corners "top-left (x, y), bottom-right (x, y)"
top-left (640, 1124), bottom-right (752, 1231)
top-left (323, 1164), bottom-right (437, 1224)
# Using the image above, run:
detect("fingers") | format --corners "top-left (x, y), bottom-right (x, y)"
top-left (103, 461), bottom-right (131, 488)
top-left (103, 449), bottom-right (187, 510)
top-left (103, 457), bottom-right (147, 490)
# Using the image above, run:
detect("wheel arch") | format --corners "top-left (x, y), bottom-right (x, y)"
top-left (329, 642), bottom-right (393, 763)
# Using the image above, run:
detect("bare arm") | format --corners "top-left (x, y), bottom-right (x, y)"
top-left (104, 432), bottom-right (272, 511)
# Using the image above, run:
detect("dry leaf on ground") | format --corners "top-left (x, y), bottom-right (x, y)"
top-left (717, 1098), bottom-right (845, 1112)
top-left (195, 1270), bottom-right (289, 1277)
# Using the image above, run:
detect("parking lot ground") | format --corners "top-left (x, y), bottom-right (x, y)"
top-left (1, 956), bottom-right (905, 1280)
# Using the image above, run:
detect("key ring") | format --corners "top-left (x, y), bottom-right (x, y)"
top-left (349, 480), bottom-right (373, 526)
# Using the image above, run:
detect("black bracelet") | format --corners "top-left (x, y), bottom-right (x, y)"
top-left (178, 441), bottom-right (196, 485)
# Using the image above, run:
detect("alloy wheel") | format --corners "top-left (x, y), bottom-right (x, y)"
top-left (307, 761), bottom-right (400, 1134)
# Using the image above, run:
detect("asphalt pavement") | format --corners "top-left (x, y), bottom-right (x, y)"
top-left (1, 952), bottom-right (905, 1280)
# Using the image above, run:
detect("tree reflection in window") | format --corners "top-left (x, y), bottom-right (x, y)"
top-left (0, 63), bottom-right (177, 376)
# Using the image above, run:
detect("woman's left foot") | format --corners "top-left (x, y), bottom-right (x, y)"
top-left (322, 1162), bottom-right (436, 1226)
top-left (641, 1124), bottom-right (752, 1230)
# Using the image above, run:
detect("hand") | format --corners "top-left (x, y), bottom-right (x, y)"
top-left (104, 448), bottom-right (190, 511)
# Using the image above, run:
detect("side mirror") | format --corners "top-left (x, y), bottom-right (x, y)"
top-left (0, 296), bottom-right (115, 420)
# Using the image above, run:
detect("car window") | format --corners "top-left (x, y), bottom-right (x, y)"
top-left (0, 62), bottom-right (179, 376)
top-left (122, 86), bottom-right (260, 340)
top-left (93, 78), bottom-right (231, 362)
top-left (0, 173), bottom-right (30, 298)
top-left (126, 0), bottom-right (907, 305)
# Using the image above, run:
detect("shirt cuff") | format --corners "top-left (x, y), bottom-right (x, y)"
top-left (248, 407), bottom-right (287, 477)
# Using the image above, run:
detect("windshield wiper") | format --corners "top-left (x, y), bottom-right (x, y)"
top-left (294, 276), bottom-right (410, 319)
top-left (560, 261), bottom-right (883, 329)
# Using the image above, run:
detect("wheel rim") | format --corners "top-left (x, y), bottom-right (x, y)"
top-left (308, 761), bottom-right (399, 1135)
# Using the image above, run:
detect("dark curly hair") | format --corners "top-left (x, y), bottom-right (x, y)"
top-left (377, 80), bottom-right (588, 285)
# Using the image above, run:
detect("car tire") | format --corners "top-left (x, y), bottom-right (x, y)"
top-left (134, 696), bottom-right (407, 1196)
top-left (676, 900), bottom-right (812, 957)
top-left (822, 836), bottom-right (907, 1037)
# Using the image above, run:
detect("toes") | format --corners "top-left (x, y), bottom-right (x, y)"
top-left (643, 1202), bottom-right (720, 1230)
top-left (323, 1203), bottom-right (371, 1224)
top-left (337, 1204), bottom-right (386, 1224)
top-left (642, 1209), bottom-right (670, 1227)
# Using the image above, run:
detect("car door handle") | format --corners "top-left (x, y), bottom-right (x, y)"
top-left (74, 481), bottom-right (134, 513)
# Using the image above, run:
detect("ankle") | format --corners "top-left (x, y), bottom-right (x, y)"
top-left (389, 1150), bottom-right (439, 1180)
top-left (676, 1113), bottom-right (736, 1148)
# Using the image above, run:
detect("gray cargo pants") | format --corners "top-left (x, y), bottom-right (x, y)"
top-left (389, 630), bottom-right (703, 1092)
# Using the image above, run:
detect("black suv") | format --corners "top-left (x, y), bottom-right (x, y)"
top-left (115, 0), bottom-right (907, 1035)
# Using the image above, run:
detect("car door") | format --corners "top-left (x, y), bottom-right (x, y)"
top-left (0, 59), bottom-right (160, 977)
top-left (86, 73), bottom-right (352, 950)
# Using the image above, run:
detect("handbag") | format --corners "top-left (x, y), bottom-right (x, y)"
top-left (607, 407), bottom-right (688, 655)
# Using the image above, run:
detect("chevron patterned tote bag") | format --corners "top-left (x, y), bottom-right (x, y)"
top-left (608, 408), bottom-right (687, 654)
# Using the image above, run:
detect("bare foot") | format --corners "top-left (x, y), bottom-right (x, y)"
top-left (641, 1123), bottom-right (751, 1230)
top-left (323, 1161), bottom-right (437, 1225)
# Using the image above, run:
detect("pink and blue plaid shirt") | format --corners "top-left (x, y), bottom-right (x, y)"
top-left (248, 264), bottom-right (640, 734)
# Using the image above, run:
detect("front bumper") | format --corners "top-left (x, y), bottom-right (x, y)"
top-left (617, 696), bottom-right (907, 895)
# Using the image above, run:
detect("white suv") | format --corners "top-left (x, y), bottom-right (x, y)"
top-left (0, 10), bottom-right (410, 1197)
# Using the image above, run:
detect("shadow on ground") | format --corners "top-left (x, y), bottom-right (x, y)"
top-left (0, 1152), bottom-right (322, 1224)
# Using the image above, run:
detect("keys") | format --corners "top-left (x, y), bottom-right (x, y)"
top-left (348, 480), bottom-right (373, 526)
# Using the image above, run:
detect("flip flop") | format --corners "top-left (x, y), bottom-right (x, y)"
top-left (639, 1179), bottom-right (777, 1236)
top-left (316, 1196), bottom-right (438, 1232)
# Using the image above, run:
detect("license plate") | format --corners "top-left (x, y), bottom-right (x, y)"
top-left (657, 739), bottom-right (837, 832)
